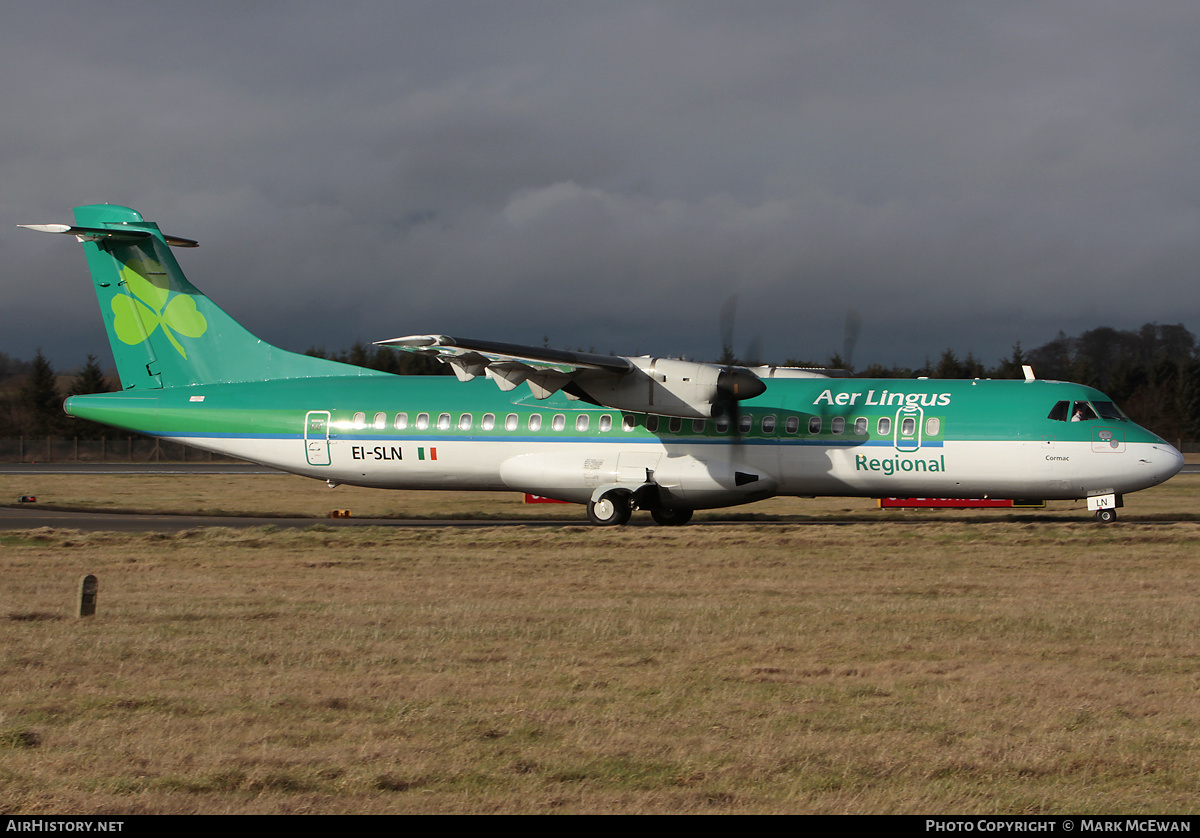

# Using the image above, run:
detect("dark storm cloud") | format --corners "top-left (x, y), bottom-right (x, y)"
top-left (5, 1), bottom-right (1200, 372)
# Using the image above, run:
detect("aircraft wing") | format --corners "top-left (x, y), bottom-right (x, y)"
top-left (376, 335), bottom-right (633, 399)
top-left (377, 335), bottom-right (772, 416)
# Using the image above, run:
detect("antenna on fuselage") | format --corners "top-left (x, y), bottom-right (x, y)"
top-left (1022, 365), bottom-right (1036, 381)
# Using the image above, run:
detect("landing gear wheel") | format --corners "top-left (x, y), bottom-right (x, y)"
top-left (588, 491), bottom-right (631, 526)
top-left (650, 507), bottom-right (694, 526)
top-left (1095, 508), bottom-right (1117, 523)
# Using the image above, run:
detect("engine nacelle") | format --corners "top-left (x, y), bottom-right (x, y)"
top-left (574, 357), bottom-right (765, 419)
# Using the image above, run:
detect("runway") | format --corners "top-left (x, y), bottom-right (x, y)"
top-left (0, 505), bottom-right (572, 531)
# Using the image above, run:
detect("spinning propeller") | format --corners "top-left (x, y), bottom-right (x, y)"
top-left (714, 295), bottom-right (767, 432)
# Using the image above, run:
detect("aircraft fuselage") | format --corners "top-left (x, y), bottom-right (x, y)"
top-left (65, 374), bottom-right (1184, 511)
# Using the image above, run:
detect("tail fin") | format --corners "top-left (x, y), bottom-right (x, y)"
top-left (22, 205), bottom-right (385, 389)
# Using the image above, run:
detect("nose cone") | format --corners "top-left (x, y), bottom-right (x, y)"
top-left (1160, 443), bottom-right (1186, 480)
top-left (1136, 441), bottom-right (1186, 491)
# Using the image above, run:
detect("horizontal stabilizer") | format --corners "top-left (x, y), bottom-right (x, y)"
top-left (18, 223), bottom-right (199, 248)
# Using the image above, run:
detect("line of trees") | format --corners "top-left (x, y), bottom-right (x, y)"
top-left (0, 352), bottom-right (114, 438)
top-left (829, 323), bottom-right (1199, 444)
top-left (0, 345), bottom-right (448, 439)
top-left (304, 342), bottom-right (448, 376)
top-left (3, 323), bottom-right (1198, 443)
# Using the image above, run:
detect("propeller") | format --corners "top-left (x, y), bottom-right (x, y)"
top-left (714, 295), bottom-right (767, 433)
top-left (842, 308), bottom-right (861, 374)
top-left (718, 295), bottom-right (739, 365)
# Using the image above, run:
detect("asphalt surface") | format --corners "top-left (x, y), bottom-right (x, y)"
top-left (0, 505), bottom-right (569, 531)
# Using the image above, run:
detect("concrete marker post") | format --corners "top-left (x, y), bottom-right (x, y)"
top-left (78, 574), bottom-right (98, 618)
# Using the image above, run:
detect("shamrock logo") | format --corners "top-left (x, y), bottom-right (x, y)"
top-left (111, 256), bottom-right (207, 358)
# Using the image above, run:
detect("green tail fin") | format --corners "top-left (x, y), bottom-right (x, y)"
top-left (60, 205), bottom-right (386, 389)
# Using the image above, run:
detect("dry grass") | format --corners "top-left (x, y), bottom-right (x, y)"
top-left (2, 514), bottom-right (1199, 813)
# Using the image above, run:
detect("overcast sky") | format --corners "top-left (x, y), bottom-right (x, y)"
top-left (5, 1), bottom-right (1200, 374)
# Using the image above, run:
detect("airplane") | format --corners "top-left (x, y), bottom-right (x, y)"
top-left (20, 204), bottom-right (1185, 525)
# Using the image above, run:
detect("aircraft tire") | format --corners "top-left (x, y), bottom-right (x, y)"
top-left (1095, 508), bottom-right (1117, 523)
top-left (588, 491), bottom-right (632, 526)
top-left (650, 507), bottom-right (694, 526)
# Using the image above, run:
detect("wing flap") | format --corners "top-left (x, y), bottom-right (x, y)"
top-left (377, 335), bottom-right (632, 373)
top-left (377, 334), bottom-right (634, 399)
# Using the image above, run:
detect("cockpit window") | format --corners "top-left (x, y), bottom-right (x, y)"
top-left (1070, 401), bottom-right (1098, 422)
top-left (1050, 399), bottom-right (1117, 423)
top-left (1048, 401), bottom-right (1070, 422)
top-left (1091, 401), bottom-right (1127, 422)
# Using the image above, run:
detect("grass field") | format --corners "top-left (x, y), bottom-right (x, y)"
top-left (1, 475), bottom-right (1198, 813)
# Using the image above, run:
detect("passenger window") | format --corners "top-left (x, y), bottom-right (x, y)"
top-left (877, 417), bottom-right (891, 435)
top-left (622, 414), bottom-right (637, 432)
top-left (458, 413), bottom-right (472, 431)
top-left (505, 413), bottom-right (518, 431)
top-left (352, 412), bottom-right (366, 429)
top-left (808, 416), bottom-right (821, 434)
top-left (692, 418), bottom-right (706, 433)
top-left (716, 415), bottom-right (730, 433)
top-left (415, 412), bottom-right (429, 430)
top-left (552, 414), bottom-right (566, 431)
top-left (669, 417), bottom-right (682, 433)
top-left (901, 417), bottom-right (916, 435)
top-left (647, 415), bottom-right (659, 432)
top-left (481, 413), bottom-right (495, 431)
top-left (394, 412), bottom-right (408, 430)
top-left (739, 415), bottom-right (752, 434)
top-left (600, 415), bottom-right (613, 432)
top-left (437, 413), bottom-right (451, 430)
top-left (831, 417), bottom-right (845, 435)
top-left (529, 414), bottom-right (542, 432)
top-left (925, 417), bottom-right (940, 436)
top-left (854, 417), bottom-right (868, 435)
top-left (576, 414), bottom-right (590, 432)
top-left (785, 416), bottom-right (800, 434)
top-left (762, 415), bottom-right (776, 434)
top-left (373, 412), bottom-right (387, 430)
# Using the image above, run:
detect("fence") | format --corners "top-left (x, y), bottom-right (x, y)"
top-left (0, 437), bottom-right (242, 463)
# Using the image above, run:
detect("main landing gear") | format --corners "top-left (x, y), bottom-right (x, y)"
top-left (650, 507), bottom-right (694, 526)
top-left (587, 490), bottom-right (632, 526)
top-left (585, 489), bottom-right (695, 527)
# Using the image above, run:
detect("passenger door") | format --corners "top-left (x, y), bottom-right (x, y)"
top-left (305, 410), bottom-right (331, 466)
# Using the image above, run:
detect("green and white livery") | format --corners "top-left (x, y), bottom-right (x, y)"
top-left (22, 205), bottom-right (1184, 525)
